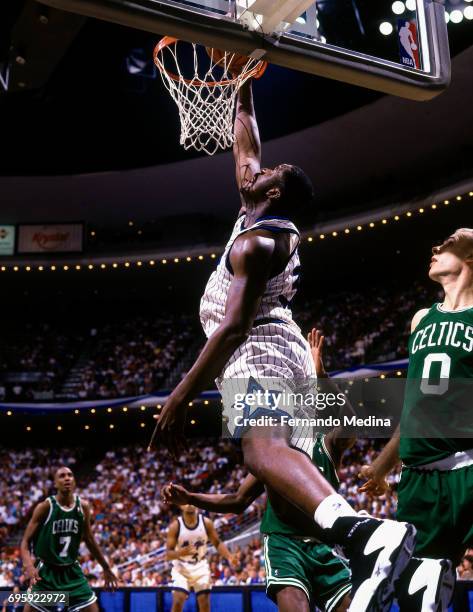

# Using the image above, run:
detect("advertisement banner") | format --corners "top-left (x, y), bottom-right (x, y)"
top-left (17, 223), bottom-right (83, 253)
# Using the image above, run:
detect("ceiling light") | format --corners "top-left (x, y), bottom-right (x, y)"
top-left (379, 21), bottom-right (394, 35)
top-left (392, 1), bottom-right (405, 15)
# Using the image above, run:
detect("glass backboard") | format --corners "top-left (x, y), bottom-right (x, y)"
top-left (36, 0), bottom-right (450, 100)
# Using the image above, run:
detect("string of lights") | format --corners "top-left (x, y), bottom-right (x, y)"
top-left (0, 189), bottom-right (471, 272)
top-left (304, 191), bottom-right (472, 243)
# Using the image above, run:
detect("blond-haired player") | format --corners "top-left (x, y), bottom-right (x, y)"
top-left (360, 228), bottom-right (473, 608)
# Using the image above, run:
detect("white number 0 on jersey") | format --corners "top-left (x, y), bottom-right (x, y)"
top-left (420, 353), bottom-right (451, 395)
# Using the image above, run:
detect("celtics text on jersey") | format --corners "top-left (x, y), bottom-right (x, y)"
top-left (34, 496), bottom-right (84, 566)
top-left (399, 303), bottom-right (473, 467)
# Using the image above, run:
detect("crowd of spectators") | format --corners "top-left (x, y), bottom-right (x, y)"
top-left (0, 323), bottom-right (82, 401)
top-left (0, 316), bottom-right (199, 401)
top-left (2, 438), bottom-right (471, 591)
top-left (72, 316), bottom-right (197, 399)
top-left (0, 281), bottom-right (442, 401)
top-left (297, 280), bottom-right (442, 371)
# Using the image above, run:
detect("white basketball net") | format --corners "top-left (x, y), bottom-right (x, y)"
top-left (154, 39), bottom-right (266, 156)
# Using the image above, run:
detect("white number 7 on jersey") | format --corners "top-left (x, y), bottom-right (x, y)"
top-left (59, 536), bottom-right (71, 557)
top-left (420, 353), bottom-right (451, 395)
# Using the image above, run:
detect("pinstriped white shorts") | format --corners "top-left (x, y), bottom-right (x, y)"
top-left (218, 324), bottom-right (317, 457)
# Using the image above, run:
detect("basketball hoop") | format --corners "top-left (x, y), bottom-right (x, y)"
top-left (153, 37), bottom-right (267, 156)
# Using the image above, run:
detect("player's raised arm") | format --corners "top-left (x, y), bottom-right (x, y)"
top-left (233, 79), bottom-right (261, 195)
top-left (20, 501), bottom-right (50, 586)
top-left (162, 475), bottom-right (264, 514)
top-left (81, 501), bottom-right (118, 590)
top-left (308, 328), bottom-right (356, 463)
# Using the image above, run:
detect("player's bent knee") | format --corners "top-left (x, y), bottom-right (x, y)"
top-left (275, 585), bottom-right (310, 612)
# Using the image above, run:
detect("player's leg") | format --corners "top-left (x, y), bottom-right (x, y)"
top-left (395, 468), bottom-right (461, 610)
top-left (243, 428), bottom-right (415, 612)
top-left (193, 562), bottom-right (212, 612)
top-left (171, 590), bottom-right (188, 612)
top-left (276, 586), bottom-right (310, 612)
top-left (170, 564), bottom-right (191, 612)
top-left (396, 467), bottom-right (447, 558)
top-left (451, 463), bottom-right (473, 564)
top-left (266, 537), bottom-right (350, 611)
top-left (64, 563), bottom-right (98, 612)
top-left (397, 466), bottom-right (471, 563)
top-left (242, 425), bottom-right (335, 514)
top-left (196, 591), bottom-right (211, 612)
top-left (263, 533), bottom-right (313, 611)
top-left (302, 540), bottom-right (351, 612)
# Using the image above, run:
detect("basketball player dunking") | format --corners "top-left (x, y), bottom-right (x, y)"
top-left (163, 329), bottom-right (452, 611)
top-left (20, 467), bottom-right (118, 612)
top-left (167, 504), bottom-right (234, 612)
top-left (155, 76), bottom-right (417, 611)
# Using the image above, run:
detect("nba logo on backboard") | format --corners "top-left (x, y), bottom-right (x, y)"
top-left (397, 20), bottom-right (420, 69)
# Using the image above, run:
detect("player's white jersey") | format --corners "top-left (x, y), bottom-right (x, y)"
top-left (200, 214), bottom-right (302, 338)
top-left (173, 514), bottom-right (209, 568)
top-left (199, 214), bottom-right (316, 457)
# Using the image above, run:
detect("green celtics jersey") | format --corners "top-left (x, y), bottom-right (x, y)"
top-left (260, 435), bottom-right (339, 535)
top-left (399, 303), bottom-right (473, 467)
top-left (34, 495), bottom-right (84, 566)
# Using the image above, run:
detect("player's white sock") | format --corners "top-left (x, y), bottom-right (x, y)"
top-left (314, 494), bottom-right (357, 529)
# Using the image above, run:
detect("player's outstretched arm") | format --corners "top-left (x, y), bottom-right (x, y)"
top-left (358, 426), bottom-right (400, 496)
top-left (204, 517), bottom-right (237, 567)
top-left (162, 475), bottom-right (264, 514)
top-left (82, 501), bottom-right (118, 590)
top-left (20, 501), bottom-right (49, 586)
top-left (233, 79), bottom-right (261, 195)
top-left (358, 308), bottom-right (429, 495)
top-left (153, 234), bottom-right (274, 453)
